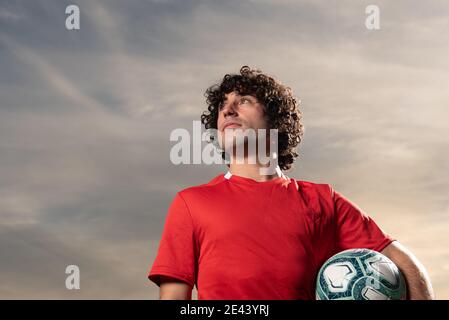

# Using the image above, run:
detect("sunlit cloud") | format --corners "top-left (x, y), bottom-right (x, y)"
top-left (0, 0), bottom-right (447, 299)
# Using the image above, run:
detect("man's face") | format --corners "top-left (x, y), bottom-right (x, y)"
top-left (217, 91), bottom-right (267, 132)
top-left (216, 91), bottom-right (268, 153)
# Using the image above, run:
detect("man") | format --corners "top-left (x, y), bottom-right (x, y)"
top-left (148, 66), bottom-right (434, 300)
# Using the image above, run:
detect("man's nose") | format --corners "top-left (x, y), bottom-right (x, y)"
top-left (222, 101), bottom-right (238, 117)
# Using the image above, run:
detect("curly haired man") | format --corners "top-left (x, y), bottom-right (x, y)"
top-left (148, 66), bottom-right (434, 300)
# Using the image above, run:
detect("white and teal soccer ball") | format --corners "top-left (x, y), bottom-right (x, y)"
top-left (316, 248), bottom-right (406, 300)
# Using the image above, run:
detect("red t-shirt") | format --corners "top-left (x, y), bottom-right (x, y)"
top-left (148, 173), bottom-right (394, 300)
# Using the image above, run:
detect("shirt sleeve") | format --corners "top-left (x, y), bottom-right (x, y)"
top-left (148, 192), bottom-right (198, 288)
top-left (331, 186), bottom-right (395, 253)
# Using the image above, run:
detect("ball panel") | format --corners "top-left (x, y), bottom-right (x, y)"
top-left (322, 261), bottom-right (357, 293)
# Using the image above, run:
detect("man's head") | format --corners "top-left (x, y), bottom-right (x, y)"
top-left (201, 66), bottom-right (304, 171)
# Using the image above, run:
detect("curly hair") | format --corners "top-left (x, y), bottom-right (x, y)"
top-left (200, 66), bottom-right (304, 171)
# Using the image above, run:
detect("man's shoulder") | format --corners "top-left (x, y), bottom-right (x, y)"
top-left (174, 174), bottom-right (335, 201)
top-left (292, 179), bottom-right (336, 215)
top-left (177, 173), bottom-right (227, 198)
top-left (295, 179), bottom-right (333, 194)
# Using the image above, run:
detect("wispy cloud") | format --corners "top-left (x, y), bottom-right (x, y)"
top-left (0, 0), bottom-right (448, 299)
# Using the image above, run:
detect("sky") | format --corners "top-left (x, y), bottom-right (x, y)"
top-left (0, 0), bottom-right (448, 299)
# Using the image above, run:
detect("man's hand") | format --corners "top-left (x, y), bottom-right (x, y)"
top-left (159, 276), bottom-right (193, 300)
top-left (381, 241), bottom-right (435, 299)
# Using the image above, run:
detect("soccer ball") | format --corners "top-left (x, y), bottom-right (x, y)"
top-left (316, 248), bottom-right (407, 300)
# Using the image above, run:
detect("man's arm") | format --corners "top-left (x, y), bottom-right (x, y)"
top-left (381, 241), bottom-right (435, 300)
top-left (159, 276), bottom-right (193, 300)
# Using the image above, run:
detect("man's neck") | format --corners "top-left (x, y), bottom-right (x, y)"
top-left (228, 163), bottom-right (284, 182)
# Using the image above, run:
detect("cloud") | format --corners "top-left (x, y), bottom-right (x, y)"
top-left (0, 0), bottom-right (448, 298)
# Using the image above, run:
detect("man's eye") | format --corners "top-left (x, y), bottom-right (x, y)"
top-left (240, 98), bottom-right (251, 104)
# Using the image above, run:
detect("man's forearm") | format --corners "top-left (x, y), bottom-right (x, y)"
top-left (381, 241), bottom-right (435, 300)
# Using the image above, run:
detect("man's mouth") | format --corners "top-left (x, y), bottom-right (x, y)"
top-left (222, 122), bottom-right (242, 130)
